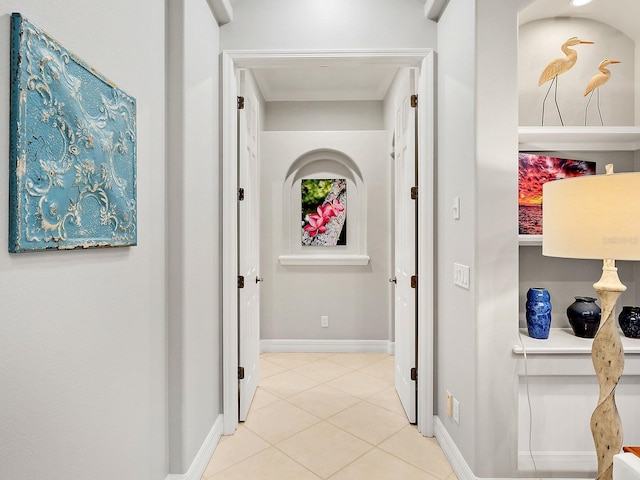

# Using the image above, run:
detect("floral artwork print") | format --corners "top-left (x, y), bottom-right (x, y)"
top-left (301, 178), bottom-right (346, 246)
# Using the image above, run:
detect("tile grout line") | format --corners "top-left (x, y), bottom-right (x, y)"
top-left (265, 357), bottom-right (390, 479)
top-left (289, 355), bottom-right (444, 478)
top-left (205, 353), bottom-right (454, 480)
top-left (269, 356), bottom-right (419, 474)
top-left (255, 355), bottom-right (402, 477)
top-left (270, 420), bottom-right (375, 480)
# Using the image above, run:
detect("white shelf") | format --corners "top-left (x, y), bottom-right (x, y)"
top-left (518, 234), bottom-right (542, 246)
top-left (513, 328), bottom-right (640, 355)
top-left (519, 126), bottom-right (640, 151)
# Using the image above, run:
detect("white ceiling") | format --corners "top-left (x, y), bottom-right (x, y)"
top-left (252, 63), bottom-right (399, 102)
top-left (248, 0), bottom-right (638, 103)
top-left (518, 0), bottom-right (640, 41)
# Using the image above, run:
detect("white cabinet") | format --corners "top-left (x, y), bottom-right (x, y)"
top-left (515, 126), bottom-right (640, 475)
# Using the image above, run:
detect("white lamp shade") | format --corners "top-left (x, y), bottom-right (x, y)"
top-left (542, 171), bottom-right (640, 261)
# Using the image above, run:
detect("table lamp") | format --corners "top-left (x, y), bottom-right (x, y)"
top-left (543, 164), bottom-right (640, 480)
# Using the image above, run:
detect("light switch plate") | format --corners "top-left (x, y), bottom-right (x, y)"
top-left (453, 398), bottom-right (460, 424)
top-left (454, 263), bottom-right (470, 289)
top-left (452, 196), bottom-right (460, 220)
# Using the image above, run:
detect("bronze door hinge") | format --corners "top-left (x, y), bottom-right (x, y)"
top-left (238, 366), bottom-right (245, 380)
top-left (238, 187), bottom-right (245, 201)
top-left (411, 275), bottom-right (417, 289)
top-left (411, 186), bottom-right (418, 200)
top-left (237, 96), bottom-right (245, 109)
top-left (411, 94), bottom-right (418, 108)
top-left (238, 276), bottom-right (245, 288)
top-left (411, 367), bottom-right (417, 381)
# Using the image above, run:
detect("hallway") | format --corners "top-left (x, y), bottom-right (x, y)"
top-left (202, 353), bottom-right (456, 479)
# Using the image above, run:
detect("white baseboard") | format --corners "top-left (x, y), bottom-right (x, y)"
top-left (260, 339), bottom-right (393, 353)
top-left (165, 414), bottom-right (224, 480)
top-left (518, 451), bottom-right (596, 474)
top-left (434, 416), bottom-right (477, 480)
top-left (434, 416), bottom-right (594, 480)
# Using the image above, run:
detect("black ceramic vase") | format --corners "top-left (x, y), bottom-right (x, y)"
top-left (567, 296), bottom-right (601, 338)
top-left (618, 306), bottom-right (640, 338)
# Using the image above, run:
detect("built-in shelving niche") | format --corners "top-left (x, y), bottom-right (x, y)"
top-left (515, 126), bottom-right (640, 475)
top-left (518, 126), bottom-right (640, 246)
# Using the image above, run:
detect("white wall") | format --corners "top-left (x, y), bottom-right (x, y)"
top-left (166, 0), bottom-right (222, 474)
top-left (0, 1), bottom-right (224, 478)
top-left (220, 0), bottom-right (436, 51)
top-left (265, 101), bottom-right (384, 131)
top-left (439, 1), bottom-right (640, 477)
top-left (438, 0), bottom-right (520, 477)
top-left (475, 0), bottom-right (520, 476)
top-left (260, 132), bottom-right (390, 341)
top-left (516, 371), bottom-right (640, 475)
top-left (519, 17), bottom-right (635, 126)
top-left (436, 0), bottom-right (478, 470)
top-left (0, 2), bottom-right (167, 479)
top-left (220, 0), bottom-right (436, 346)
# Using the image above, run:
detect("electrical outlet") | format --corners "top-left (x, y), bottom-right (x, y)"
top-left (453, 263), bottom-right (470, 289)
top-left (446, 391), bottom-right (453, 416)
top-left (321, 315), bottom-right (329, 328)
top-left (453, 398), bottom-right (460, 424)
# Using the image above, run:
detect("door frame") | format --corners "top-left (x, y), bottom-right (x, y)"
top-left (221, 49), bottom-right (435, 436)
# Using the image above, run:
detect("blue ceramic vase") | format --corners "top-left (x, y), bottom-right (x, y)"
top-left (526, 288), bottom-right (552, 339)
top-left (619, 306), bottom-right (640, 338)
top-left (567, 296), bottom-right (601, 338)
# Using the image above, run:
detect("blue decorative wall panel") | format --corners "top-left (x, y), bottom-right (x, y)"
top-left (9, 13), bottom-right (137, 252)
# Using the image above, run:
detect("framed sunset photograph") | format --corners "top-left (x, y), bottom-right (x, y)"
top-left (518, 153), bottom-right (596, 236)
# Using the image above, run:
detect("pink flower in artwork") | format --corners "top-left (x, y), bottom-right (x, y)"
top-left (315, 205), bottom-right (332, 223)
top-left (303, 215), bottom-right (327, 237)
top-left (323, 199), bottom-right (344, 218)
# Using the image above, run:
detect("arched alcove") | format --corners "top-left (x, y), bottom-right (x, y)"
top-left (519, 17), bottom-right (635, 126)
top-left (279, 148), bottom-right (369, 265)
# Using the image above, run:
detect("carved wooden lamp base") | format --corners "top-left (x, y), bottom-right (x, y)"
top-left (542, 165), bottom-right (640, 480)
top-left (591, 259), bottom-right (626, 480)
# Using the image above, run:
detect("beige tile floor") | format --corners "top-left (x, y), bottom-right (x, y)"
top-left (202, 352), bottom-right (457, 480)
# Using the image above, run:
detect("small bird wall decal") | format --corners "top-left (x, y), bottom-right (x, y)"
top-left (584, 59), bottom-right (621, 126)
top-left (539, 36), bottom-right (594, 126)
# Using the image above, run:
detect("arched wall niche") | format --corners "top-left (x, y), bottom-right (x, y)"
top-left (519, 16), bottom-right (635, 126)
top-left (279, 148), bottom-right (369, 265)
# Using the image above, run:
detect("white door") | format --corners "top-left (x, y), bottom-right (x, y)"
top-left (238, 70), bottom-right (261, 421)
top-left (393, 69), bottom-right (417, 424)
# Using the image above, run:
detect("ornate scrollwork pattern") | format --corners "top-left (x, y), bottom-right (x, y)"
top-left (10, 14), bottom-right (137, 252)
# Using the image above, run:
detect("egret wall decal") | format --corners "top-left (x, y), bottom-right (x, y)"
top-left (538, 36), bottom-right (594, 126)
top-left (584, 59), bottom-right (621, 126)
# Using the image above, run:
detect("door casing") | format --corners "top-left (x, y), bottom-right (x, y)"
top-left (221, 49), bottom-right (435, 436)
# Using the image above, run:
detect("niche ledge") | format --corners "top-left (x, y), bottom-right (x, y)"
top-left (513, 328), bottom-right (640, 355)
top-left (278, 254), bottom-right (370, 266)
top-left (518, 234), bottom-right (542, 246)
